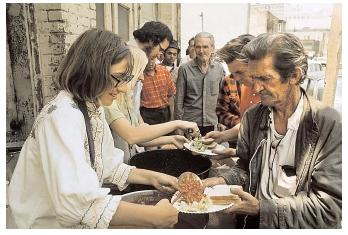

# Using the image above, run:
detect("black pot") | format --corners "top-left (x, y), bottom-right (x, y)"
top-left (128, 149), bottom-right (212, 192)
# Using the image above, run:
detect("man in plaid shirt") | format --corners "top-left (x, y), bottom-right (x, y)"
top-left (207, 34), bottom-right (260, 154)
top-left (216, 74), bottom-right (241, 130)
top-left (140, 52), bottom-right (176, 125)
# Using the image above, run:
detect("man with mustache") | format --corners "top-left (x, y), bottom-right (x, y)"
top-left (175, 32), bottom-right (225, 136)
top-left (204, 33), bottom-right (341, 228)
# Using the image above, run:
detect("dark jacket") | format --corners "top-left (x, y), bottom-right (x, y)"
top-left (220, 91), bottom-right (342, 228)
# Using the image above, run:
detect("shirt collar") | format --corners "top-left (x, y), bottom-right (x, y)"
top-left (269, 91), bottom-right (304, 131)
top-left (192, 58), bottom-right (215, 68)
top-left (287, 92), bottom-right (304, 130)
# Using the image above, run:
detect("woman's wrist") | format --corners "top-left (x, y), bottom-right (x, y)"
top-left (173, 120), bottom-right (181, 129)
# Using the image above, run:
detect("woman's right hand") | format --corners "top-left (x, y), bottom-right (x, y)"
top-left (176, 120), bottom-right (198, 131)
top-left (176, 120), bottom-right (200, 137)
top-left (153, 199), bottom-right (179, 228)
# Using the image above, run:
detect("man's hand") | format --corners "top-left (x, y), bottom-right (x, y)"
top-left (224, 187), bottom-right (260, 216)
top-left (210, 147), bottom-right (236, 160)
top-left (202, 177), bottom-right (226, 188)
top-left (204, 131), bottom-right (225, 144)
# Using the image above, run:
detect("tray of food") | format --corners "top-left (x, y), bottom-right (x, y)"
top-left (183, 136), bottom-right (225, 156)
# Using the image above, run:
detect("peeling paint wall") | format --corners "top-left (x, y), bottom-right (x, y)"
top-left (6, 3), bottom-right (35, 141)
top-left (6, 40), bottom-right (17, 138)
top-left (6, 3), bottom-right (97, 141)
top-left (34, 3), bottom-right (96, 104)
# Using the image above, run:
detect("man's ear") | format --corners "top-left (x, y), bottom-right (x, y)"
top-left (289, 68), bottom-right (302, 85)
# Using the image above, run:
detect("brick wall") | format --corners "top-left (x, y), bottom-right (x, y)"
top-left (35, 3), bottom-right (96, 104)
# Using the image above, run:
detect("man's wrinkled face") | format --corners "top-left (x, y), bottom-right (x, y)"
top-left (194, 37), bottom-right (214, 63)
top-left (164, 48), bottom-right (178, 65)
top-left (248, 55), bottom-right (291, 107)
top-left (227, 60), bottom-right (253, 87)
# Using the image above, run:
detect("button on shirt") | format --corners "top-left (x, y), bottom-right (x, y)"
top-left (174, 59), bottom-right (225, 126)
top-left (257, 93), bottom-right (304, 200)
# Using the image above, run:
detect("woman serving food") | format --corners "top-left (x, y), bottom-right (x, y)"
top-left (8, 29), bottom-right (179, 229)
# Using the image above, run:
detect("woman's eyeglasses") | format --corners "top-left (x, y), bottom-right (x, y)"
top-left (110, 73), bottom-right (134, 87)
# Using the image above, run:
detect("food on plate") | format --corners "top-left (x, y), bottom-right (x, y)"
top-left (209, 194), bottom-right (241, 205)
top-left (178, 172), bottom-right (204, 203)
top-left (192, 136), bottom-right (218, 152)
top-left (177, 195), bottom-right (212, 212)
top-left (192, 136), bottom-right (207, 152)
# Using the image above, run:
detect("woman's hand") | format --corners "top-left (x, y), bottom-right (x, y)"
top-left (170, 135), bottom-right (189, 149)
top-left (176, 120), bottom-right (200, 137)
top-left (204, 131), bottom-right (225, 144)
top-left (151, 172), bottom-right (178, 193)
top-left (152, 199), bottom-right (179, 228)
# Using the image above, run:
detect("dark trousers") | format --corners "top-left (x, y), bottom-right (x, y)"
top-left (198, 125), bottom-right (215, 136)
top-left (140, 106), bottom-right (171, 125)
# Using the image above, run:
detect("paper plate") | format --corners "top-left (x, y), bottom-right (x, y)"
top-left (171, 185), bottom-right (235, 214)
top-left (184, 142), bottom-right (225, 156)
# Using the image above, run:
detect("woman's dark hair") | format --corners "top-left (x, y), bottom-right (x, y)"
top-left (217, 34), bottom-right (255, 64)
top-left (133, 21), bottom-right (173, 46)
top-left (242, 33), bottom-right (308, 84)
top-left (55, 28), bottom-right (133, 102)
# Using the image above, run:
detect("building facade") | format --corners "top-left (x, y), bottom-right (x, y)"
top-left (6, 3), bottom-right (180, 141)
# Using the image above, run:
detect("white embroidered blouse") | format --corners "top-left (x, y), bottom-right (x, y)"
top-left (8, 91), bottom-right (135, 228)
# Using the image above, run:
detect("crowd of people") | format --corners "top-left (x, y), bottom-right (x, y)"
top-left (8, 20), bottom-right (341, 229)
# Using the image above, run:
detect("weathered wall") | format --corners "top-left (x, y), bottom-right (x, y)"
top-left (6, 3), bottom-right (96, 141)
top-left (6, 3), bottom-right (179, 142)
top-left (6, 38), bottom-right (17, 137)
top-left (6, 4), bottom-right (35, 140)
top-left (34, 3), bottom-right (96, 103)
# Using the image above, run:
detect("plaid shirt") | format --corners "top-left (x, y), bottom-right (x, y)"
top-left (216, 75), bottom-right (261, 129)
top-left (216, 75), bottom-right (241, 129)
top-left (140, 65), bottom-right (176, 108)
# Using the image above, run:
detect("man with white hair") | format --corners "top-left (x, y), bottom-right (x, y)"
top-left (174, 32), bottom-right (225, 135)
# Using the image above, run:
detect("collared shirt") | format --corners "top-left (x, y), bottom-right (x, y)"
top-left (140, 65), bottom-right (176, 109)
top-left (257, 92), bottom-right (304, 200)
top-left (160, 62), bottom-right (179, 84)
top-left (8, 91), bottom-right (135, 228)
top-left (175, 58), bottom-right (225, 126)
